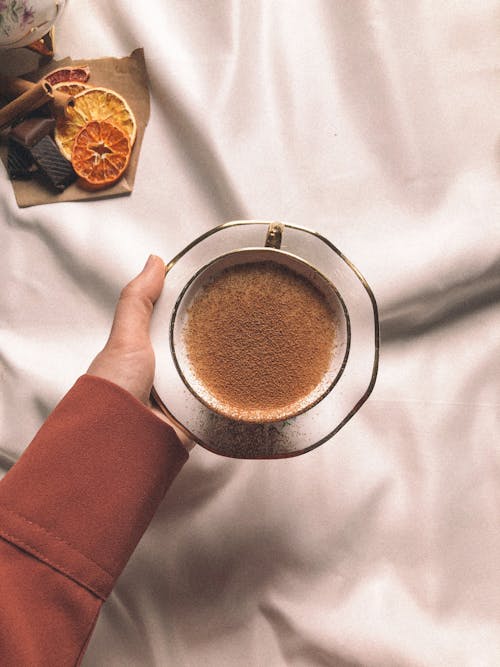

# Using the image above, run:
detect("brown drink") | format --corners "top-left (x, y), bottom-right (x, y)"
top-left (183, 259), bottom-right (338, 421)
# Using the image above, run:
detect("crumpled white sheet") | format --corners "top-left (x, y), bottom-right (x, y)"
top-left (1, 1), bottom-right (500, 665)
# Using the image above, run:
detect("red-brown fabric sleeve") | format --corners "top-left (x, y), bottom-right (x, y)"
top-left (0, 374), bottom-right (189, 666)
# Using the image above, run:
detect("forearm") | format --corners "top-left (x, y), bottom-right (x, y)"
top-left (0, 375), bottom-right (188, 666)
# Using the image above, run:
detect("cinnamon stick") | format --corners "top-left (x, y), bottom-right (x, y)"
top-left (0, 73), bottom-right (33, 98)
top-left (0, 80), bottom-right (53, 129)
top-left (52, 90), bottom-right (75, 117)
top-left (0, 74), bottom-right (75, 127)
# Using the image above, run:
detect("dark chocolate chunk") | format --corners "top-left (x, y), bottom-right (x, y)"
top-left (10, 117), bottom-right (56, 148)
top-left (7, 138), bottom-right (37, 180)
top-left (29, 135), bottom-right (77, 191)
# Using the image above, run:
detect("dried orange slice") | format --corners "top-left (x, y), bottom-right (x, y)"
top-left (45, 66), bottom-right (90, 85)
top-left (71, 120), bottom-right (131, 190)
top-left (55, 87), bottom-right (136, 160)
top-left (51, 81), bottom-right (91, 96)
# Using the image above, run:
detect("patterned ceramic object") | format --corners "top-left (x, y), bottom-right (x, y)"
top-left (0, 0), bottom-right (66, 49)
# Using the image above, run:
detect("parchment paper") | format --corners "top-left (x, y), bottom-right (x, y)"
top-left (0, 48), bottom-right (150, 207)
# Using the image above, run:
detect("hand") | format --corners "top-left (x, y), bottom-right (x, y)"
top-left (88, 255), bottom-right (194, 450)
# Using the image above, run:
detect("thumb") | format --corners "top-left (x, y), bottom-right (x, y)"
top-left (108, 254), bottom-right (165, 347)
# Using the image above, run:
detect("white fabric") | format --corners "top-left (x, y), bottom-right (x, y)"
top-left (2, 1), bottom-right (500, 665)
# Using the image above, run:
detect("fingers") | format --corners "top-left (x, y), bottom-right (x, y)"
top-left (108, 255), bottom-right (165, 348)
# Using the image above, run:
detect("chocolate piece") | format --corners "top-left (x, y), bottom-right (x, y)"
top-left (10, 117), bottom-right (56, 148)
top-left (7, 138), bottom-right (37, 180)
top-left (29, 136), bottom-right (77, 191)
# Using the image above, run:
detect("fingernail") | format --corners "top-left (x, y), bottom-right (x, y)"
top-left (143, 254), bottom-right (159, 271)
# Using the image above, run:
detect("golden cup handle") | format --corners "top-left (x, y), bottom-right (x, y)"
top-left (265, 222), bottom-right (284, 249)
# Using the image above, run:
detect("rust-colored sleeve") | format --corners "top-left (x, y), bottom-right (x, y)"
top-left (0, 374), bottom-right (189, 666)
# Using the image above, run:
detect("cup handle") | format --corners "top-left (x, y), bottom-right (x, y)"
top-left (265, 222), bottom-right (284, 249)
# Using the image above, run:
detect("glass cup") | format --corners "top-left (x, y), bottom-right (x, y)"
top-left (150, 220), bottom-right (379, 459)
top-left (170, 236), bottom-right (350, 423)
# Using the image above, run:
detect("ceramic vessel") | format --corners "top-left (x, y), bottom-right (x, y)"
top-left (0, 0), bottom-right (66, 49)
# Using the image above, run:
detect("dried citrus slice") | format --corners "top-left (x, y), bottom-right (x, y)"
top-left (45, 66), bottom-right (90, 85)
top-left (71, 120), bottom-right (131, 190)
top-left (55, 87), bottom-right (136, 160)
top-left (51, 82), bottom-right (91, 96)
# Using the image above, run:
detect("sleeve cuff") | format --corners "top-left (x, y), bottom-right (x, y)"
top-left (0, 374), bottom-right (188, 599)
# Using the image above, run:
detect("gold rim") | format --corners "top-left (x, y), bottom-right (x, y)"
top-left (154, 220), bottom-right (380, 458)
top-left (168, 246), bottom-right (351, 423)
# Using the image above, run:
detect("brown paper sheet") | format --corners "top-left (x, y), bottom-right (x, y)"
top-left (0, 48), bottom-right (150, 208)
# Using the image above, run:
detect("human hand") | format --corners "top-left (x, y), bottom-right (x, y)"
top-left (88, 255), bottom-right (194, 450)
